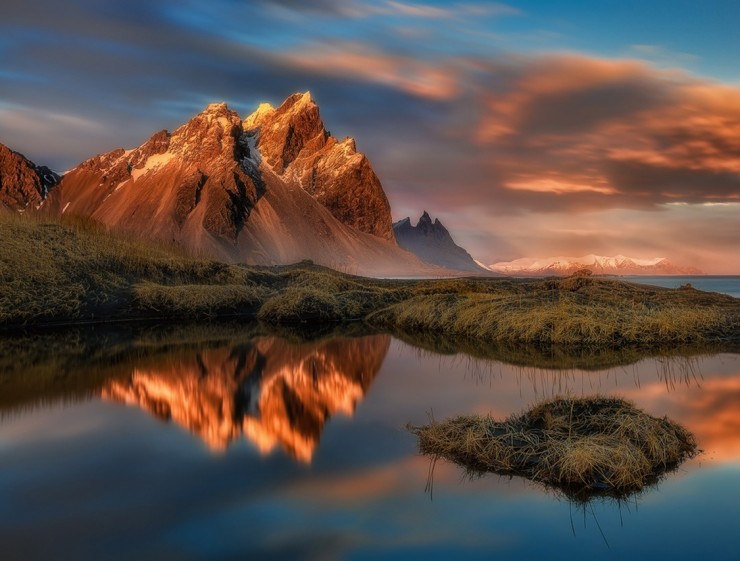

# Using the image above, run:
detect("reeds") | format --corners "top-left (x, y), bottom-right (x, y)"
top-left (409, 396), bottom-right (699, 502)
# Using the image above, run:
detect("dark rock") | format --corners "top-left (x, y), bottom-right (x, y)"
top-left (393, 211), bottom-right (488, 273)
top-left (0, 144), bottom-right (59, 210)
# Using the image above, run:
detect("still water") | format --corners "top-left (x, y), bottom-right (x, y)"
top-left (1, 326), bottom-right (739, 560)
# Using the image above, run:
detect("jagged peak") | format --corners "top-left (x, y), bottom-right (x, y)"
top-left (280, 91), bottom-right (313, 110)
top-left (273, 91), bottom-right (319, 122)
top-left (418, 211), bottom-right (432, 225)
top-left (244, 102), bottom-right (276, 130)
top-left (202, 101), bottom-right (229, 114)
top-left (191, 102), bottom-right (241, 124)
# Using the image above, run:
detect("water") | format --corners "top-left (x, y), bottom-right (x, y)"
top-left (621, 275), bottom-right (740, 298)
top-left (1, 326), bottom-right (739, 560)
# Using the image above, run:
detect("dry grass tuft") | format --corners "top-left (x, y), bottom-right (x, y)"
top-left (410, 396), bottom-right (698, 502)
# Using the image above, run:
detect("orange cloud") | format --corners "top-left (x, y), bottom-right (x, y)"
top-left (276, 41), bottom-right (460, 100)
top-left (468, 54), bottom-right (740, 207)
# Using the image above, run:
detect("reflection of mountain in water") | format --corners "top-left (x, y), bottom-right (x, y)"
top-left (102, 335), bottom-right (390, 462)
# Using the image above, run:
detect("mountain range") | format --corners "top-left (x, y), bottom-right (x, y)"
top-left (489, 254), bottom-right (703, 276)
top-left (0, 93), bottom-right (704, 277)
top-left (0, 93), bottom-right (473, 276)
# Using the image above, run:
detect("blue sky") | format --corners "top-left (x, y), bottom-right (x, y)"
top-left (1, 0), bottom-right (739, 271)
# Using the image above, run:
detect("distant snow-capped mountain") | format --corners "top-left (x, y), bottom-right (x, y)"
top-left (490, 254), bottom-right (703, 276)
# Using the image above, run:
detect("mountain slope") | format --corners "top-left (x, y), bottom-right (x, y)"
top-left (393, 211), bottom-right (487, 273)
top-left (244, 92), bottom-right (394, 240)
top-left (0, 143), bottom-right (59, 210)
top-left (40, 93), bottom-right (437, 276)
top-left (490, 254), bottom-right (703, 276)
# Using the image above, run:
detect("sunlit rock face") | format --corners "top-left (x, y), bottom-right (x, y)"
top-left (44, 103), bottom-right (260, 259)
top-left (37, 93), bottom-right (428, 275)
top-left (244, 92), bottom-right (394, 240)
top-left (0, 143), bottom-right (59, 210)
top-left (101, 335), bottom-right (390, 462)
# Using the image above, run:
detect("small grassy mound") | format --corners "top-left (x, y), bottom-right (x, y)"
top-left (410, 396), bottom-right (698, 502)
top-left (369, 283), bottom-right (736, 347)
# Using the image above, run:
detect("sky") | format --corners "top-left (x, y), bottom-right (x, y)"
top-left (1, 0), bottom-right (740, 272)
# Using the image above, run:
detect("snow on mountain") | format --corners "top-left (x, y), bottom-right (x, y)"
top-left (490, 254), bottom-right (703, 276)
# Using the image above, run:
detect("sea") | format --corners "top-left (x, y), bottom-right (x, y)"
top-left (620, 275), bottom-right (740, 298)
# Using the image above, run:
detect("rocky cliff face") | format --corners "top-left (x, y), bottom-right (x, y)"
top-left (393, 211), bottom-right (487, 273)
top-left (102, 334), bottom-right (390, 462)
top-left (37, 92), bottom-right (428, 275)
top-left (0, 143), bottom-right (59, 210)
top-left (244, 92), bottom-right (394, 240)
top-left (44, 103), bottom-right (261, 256)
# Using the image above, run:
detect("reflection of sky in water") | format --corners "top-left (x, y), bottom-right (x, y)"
top-left (1, 339), bottom-right (739, 560)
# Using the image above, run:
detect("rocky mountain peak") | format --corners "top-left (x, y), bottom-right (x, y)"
top-left (168, 103), bottom-right (243, 163)
top-left (393, 212), bottom-right (486, 273)
top-left (243, 102), bottom-right (275, 130)
top-left (244, 90), bottom-right (326, 174)
top-left (0, 143), bottom-right (59, 210)
top-left (240, 92), bottom-right (394, 241)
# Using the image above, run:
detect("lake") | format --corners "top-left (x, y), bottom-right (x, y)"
top-left (1, 324), bottom-right (739, 560)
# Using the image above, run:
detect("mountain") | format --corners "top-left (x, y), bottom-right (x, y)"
top-left (490, 254), bottom-right (703, 276)
top-left (0, 143), bottom-right (59, 210)
top-left (393, 211), bottom-right (488, 273)
top-left (38, 92), bottom-right (440, 276)
top-left (102, 334), bottom-right (390, 462)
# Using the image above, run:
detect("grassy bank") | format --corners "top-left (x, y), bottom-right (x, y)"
top-left (1, 214), bottom-right (738, 350)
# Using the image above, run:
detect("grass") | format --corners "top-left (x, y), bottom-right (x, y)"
top-left (409, 396), bottom-right (699, 502)
top-left (1, 213), bottom-right (738, 354)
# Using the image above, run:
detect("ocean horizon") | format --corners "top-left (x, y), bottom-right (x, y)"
top-left (621, 275), bottom-right (740, 298)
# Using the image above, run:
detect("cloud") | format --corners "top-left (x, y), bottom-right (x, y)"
top-left (257, 0), bottom-right (375, 18)
top-left (1, 1), bottom-right (738, 268)
top-left (275, 41), bottom-right (460, 100)
top-left (256, 0), bottom-right (520, 20)
top-left (462, 54), bottom-right (740, 210)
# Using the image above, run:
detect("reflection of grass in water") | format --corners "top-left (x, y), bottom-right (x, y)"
top-left (410, 396), bottom-right (699, 504)
top-left (388, 324), bottom-right (737, 371)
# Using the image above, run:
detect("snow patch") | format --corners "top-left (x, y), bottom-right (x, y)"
top-left (490, 254), bottom-right (671, 274)
top-left (131, 152), bottom-right (175, 181)
top-left (240, 131), bottom-right (262, 176)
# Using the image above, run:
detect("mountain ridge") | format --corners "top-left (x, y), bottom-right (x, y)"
top-left (393, 211), bottom-right (488, 273)
top-left (490, 254), bottom-right (704, 276)
top-left (1, 92), bottom-right (453, 276)
top-left (0, 143), bottom-right (60, 210)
